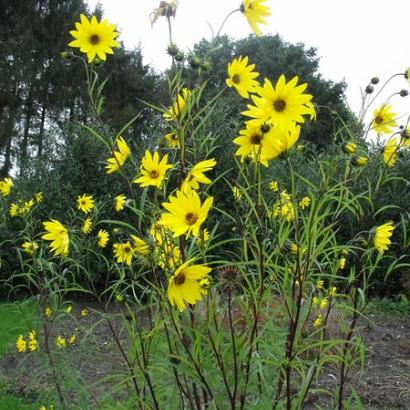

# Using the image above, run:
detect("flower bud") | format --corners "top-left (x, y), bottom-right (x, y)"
top-left (399, 89), bottom-right (409, 97)
top-left (60, 51), bottom-right (69, 60)
top-left (297, 144), bottom-right (305, 152)
top-left (260, 122), bottom-right (271, 133)
top-left (189, 55), bottom-right (201, 69)
top-left (167, 43), bottom-right (179, 57)
top-left (174, 52), bottom-right (184, 62)
top-left (365, 85), bottom-right (374, 94)
top-left (371, 77), bottom-right (379, 85)
top-left (351, 156), bottom-right (368, 167)
top-left (342, 142), bottom-right (357, 155)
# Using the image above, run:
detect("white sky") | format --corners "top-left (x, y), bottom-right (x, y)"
top-left (85, 0), bottom-right (409, 124)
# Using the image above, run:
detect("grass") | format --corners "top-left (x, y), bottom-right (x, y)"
top-left (0, 301), bottom-right (40, 410)
top-left (366, 295), bottom-right (410, 318)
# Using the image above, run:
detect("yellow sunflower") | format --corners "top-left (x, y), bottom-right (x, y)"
top-left (42, 220), bottom-right (69, 256)
top-left (167, 259), bottom-right (211, 312)
top-left (181, 158), bottom-right (216, 192)
top-left (133, 150), bottom-right (172, 188)
top-left (161, 190), bottom-right (213, 238)
top-left (0, 177), bottom-right (13, 196)
top-left (105, 136), bottom-right (131, 174)
top-left (131, 235), bottom-right (150, 256)
top-left (113, 242), bottom-right (134, 266)
top-left (9, 203), bottom-right (19, 217)
top-left (240, 0), bottom-right (271, 36)
top-left (68, 14), bottom-right (120, 63)
top-left (22, 241), bottom-right (39, 255)
top-left (82, 217), bottom-right (92, 234)
top-left (371, 104), bottom-right (397, 135)
top-left (163, 88), bottom-right (191, 121)
top-left (165, 133), bottom-right (180, 148)
top-left (373, 221), bottom-right (395, 254)
top-left (114, 194), bottom-right (126, 212)
top-left (242, 75), bottom-right (314, 128)
top-left (226, 56), bottom-right (259, 98)
top-left (383, 136), bottom-right (399, 167)
top-left (97, 229), bottom-right (109, 248)
top-left (77, 194), bottom-right (94, 213)
top-left (299, 196), bottom-right (311, 210)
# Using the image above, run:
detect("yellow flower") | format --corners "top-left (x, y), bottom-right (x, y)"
top-left (339, 257), bottom-right (346, 270)
top-left (240, 0), bottom-right (271, 36)
top-left (226, 56), bottom-right (259, 98)
top-left (113, 242), bottom-right (134, 266)
top-left (313, 314), bottom-right (323, 328)
top-left (115, 293), bottom-right (124, 302)
top-left (315, 279), bottom-right (324, 290)
top-left (196, 228), bottom-right (209, 244)
top-left (66, 305), bottom-right (73, 314)
top-left (16, 335), bottom-right (27, 353)
top-left (272, 190), bottom-right (295, 222)
top-left (133, 150), bottom-right (172, 188)
top-left (299, 196), bottom-right (311, 210)
top-left (405, 67), bottom-right (410, 85)
top-left (82, 217), bottom-right (92, 234)
top-left (163, 88), bottom-right (191, 121)
top-left (319, 298), bottom-right (329, 310)
top-left (69, 335), bottom-right (76, 344)
top-left (115, 194), bottom-right (126, 212)
top-left (105, 136), bottom-right (130, 174)
top-left (28, 330), bottom-right (37, 352)
top-left (10, 203), bottom-right (19, 217)
top-left (77, 194), bottom-right (94, 213)
top-left (45, 307), bottom-right (52, 319)
top-left (68, 14), bottom-right (120, 63)
top-left (56, 336), bottom-right (66, 348)
top-left (351, 156), bottom-right (368, 167)
top-left (243, 75), bottom-right (314, 128)
top-left (372, 104), bottom-right (397, 135)
top-left (81, 309), bottom-right (88, 317)
top-left (383, 136), bottom-right (399, 167)
top-left (150, 221), bottom-right (166, 245)
top-left (0, 177), bottom-right (13, 196)
top-left (22, 241), bottom-right (39, 255)
top-left (328, 286), bottom-right (337, 298)
top-left (42, 220), bottom-right (69, 256)
top-left (20, 199), bottom-right (34, 216)
top-left (167, 260), bottom-right (211, 312)
top-left (35, 192), bottom-right (43, 203)
top-left (165, 132), bottom-right (180, 148)
top-left (373, 221), bottom-right (395, 254)
top-left (342, 142), bottom-right (357, 155)
top-left (131, 235), bottom-right (150, 255)
top-left (161, 190), bottom-right (213, 238)
top-left (181, 158), bottom-right (216, 192)
top-left (284, 241), bottom-right (299, 255)
top-left (97, 229), bottom-right (109, 248)
top-left (269, 180), bottom-right (279, 192)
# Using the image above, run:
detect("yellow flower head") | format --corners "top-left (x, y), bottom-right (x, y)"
top-left (269, 180), bottom-right (279, 192)
top-left (68, 14), bottom-right (120, 63)
top-left (20, 199), bottom-right (34, 216)
top-left (351, 156), bottom-right (368, 167)
top-left (69, 335), bottom-right (76, 345)
top-left (315, 279), bottom-right (324, 290)
top-left (35, 192), bottom-right (43, 203)
top-left (328, 286), bottom-right (337, 298)
top-left (226, 56), bottom-right (259, 98)
top-left (115, 194), bottom-right (126, 212)
top-left (42, 220), bottom-right (69, 256)
top-left (319, 298), bottom-right (329, 310)
top-left (131, 235), bottom-right (150, 256)
top-left (313, 314), bottom-right (323, 328)
top-left (28, 330), bottom-right (37, 351)
top-left (167, 259), bottom-right (211, 312)
top-left (372, 104), bottom-right (397, 135)
top-left (339, 257), bottom-right (346, 270)
top-left (165, 132), bottom-right (180, 148)
top-left (10, 203), bottom-right (19, 217)
top-left (22, 241), bottom-right (39, 255)
top-left (65, 305), bottom-right (73, 314)
top-left (45, 307), bottom-right (52, 319)
top-left (81, 309), bottom-right (88, 317)
top-left (133, 150), bottom-right (172, 188)
top-left (383, 136), bottom-right (399, 167)
top-left (373, 221), bottom-right (395, 254)
top-left (82, 217), bottom-right (93, 234)
top-left (105, 136), bottom-right (131, 174)
top-left (56, 335), bottom-right (66, 348)
top-left (342, 142), bottom-right (357, 155)
top-left (16, 335), bottom-right (27, 353)
top-left (77, 194), bottom-right (94, 213)
top-left (181, 158), bottom-right (216, 192)
top-left (0, 177), bottom-right (13, 196)
top-left (161, 190), bottom-right (213, 238)
top-left (113, 242), bottom-right (134, 266)
top-left (232, 186), bottom-right (242, 200)
top-left (299, 196), bottom-right (311, 210)
top-left (243, 75), bottom-right (314, 128)
top-left (150, 221), bottom-right (166, 245)
top-left (163, 88), bottom-right (191, 121)
top-left (97, 229), bottom-right (109, 248)
top-left (272, 190), bottom-right (295, 222)
top-left (240, 0), bottom-right (271, 36)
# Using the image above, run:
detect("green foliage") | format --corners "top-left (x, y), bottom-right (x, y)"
top-left (367, 295), bottom-right (410, 317)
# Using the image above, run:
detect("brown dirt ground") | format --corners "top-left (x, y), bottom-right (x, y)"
top-left (1, 304), bottom-right (409, 409)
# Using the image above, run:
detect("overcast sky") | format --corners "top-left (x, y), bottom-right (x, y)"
top-left (85, 0), bottom-right (409, 124)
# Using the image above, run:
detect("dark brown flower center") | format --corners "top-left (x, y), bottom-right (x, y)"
top-left (150, 170), bottom-right (159, 179)
top-left (274, 98), bottom-right (286, 112)
top-left (123, 246), bottom-right (132, 253)
top-left (174, 273), bottom-right (186, 286)
top-left (90, 34), bottom-right (100, 45)
top-left (232, 74), bottom-right (240, 84)
top-left (185, 212), bottom-right (198, 225)
top-left (375, 115), bottom-right (383, 124)
top-left (250, 133), bottom-right (262, 145)
top-left (81, 200), bottom-right (86, 205)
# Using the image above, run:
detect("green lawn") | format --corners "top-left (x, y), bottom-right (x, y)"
top-left (0, 301), bottom-right (40, 410)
